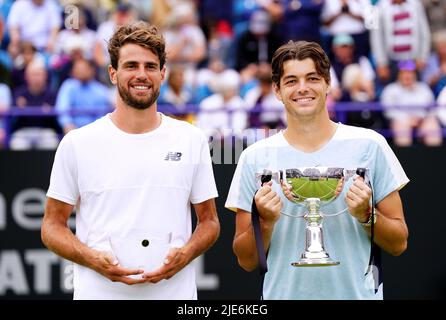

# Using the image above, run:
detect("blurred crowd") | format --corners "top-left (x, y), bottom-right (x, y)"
top-left (1, 0), bottom-right (446, 149)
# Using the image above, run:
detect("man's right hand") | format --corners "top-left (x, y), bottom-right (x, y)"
top-left (254, 181), bottom-right (282, 225)
top-left (91, 250), bottom-right (146, 285)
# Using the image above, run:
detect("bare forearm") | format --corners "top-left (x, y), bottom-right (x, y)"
top-left (184, 219), bottom-right (220, 262)
top-left (233, 221), bottom-right (275, 271)
top-left (41, 221), bottom-right (95, 269)
top-left (364, 210), bottom-right (408, 256)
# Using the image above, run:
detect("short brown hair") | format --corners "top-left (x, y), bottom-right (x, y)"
top-left (271, 41), bottom-right (330, 87)
top-left (108, 21), bottom-right (166, 70)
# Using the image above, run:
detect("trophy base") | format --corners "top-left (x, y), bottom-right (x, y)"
top-left (291, 258), bottom-right (340, 267)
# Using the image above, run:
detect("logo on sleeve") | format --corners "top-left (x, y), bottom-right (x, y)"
top-left (164, 152), bottom-right (182, 161)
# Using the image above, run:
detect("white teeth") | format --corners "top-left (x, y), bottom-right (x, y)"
top-left (295, 97), bottom-right (314, 102)
top-left (133, 86), bottom-right (149, 90)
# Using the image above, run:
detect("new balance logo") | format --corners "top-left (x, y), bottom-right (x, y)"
top-left (164, 152), bottom-right (182, 161)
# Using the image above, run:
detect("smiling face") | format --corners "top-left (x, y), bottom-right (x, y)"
top-left (109, 43), bottom-right (165, 110)
top-left (273, 58), bottom-right (330, 119)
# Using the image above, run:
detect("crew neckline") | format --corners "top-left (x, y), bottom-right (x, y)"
top-left (279, 122), bottom-right (342, 155)
top-left (106, 112), bottom-right (168, 138)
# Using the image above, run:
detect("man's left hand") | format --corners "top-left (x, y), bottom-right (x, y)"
top-left (345, 177), bottom-right (372, 223)
top-left (141, 247), bottom-right (189, 283)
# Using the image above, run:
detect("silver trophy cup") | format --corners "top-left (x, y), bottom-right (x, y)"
top-left (258, 167), bottom-right (362, 267)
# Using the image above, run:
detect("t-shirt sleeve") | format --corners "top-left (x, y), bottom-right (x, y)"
top-left (189, 132), bottom-right (218, 204)
top-left (371, 135), bottom-right (409, 204)
top-left (46, 133), bottom-right (79, 205)
top-left (225, 149), bottom-right (257, 213)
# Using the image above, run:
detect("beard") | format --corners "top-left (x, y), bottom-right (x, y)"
top-left (117, 82), bottom-right (160, 110)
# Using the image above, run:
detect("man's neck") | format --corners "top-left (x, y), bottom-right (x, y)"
top-left (111, 101), bottom-right (161, 134)
top-left (284, 114), bottom-right (338, 153)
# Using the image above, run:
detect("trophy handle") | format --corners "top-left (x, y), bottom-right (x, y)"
top-left (356, 167), bottom-right (366, 179)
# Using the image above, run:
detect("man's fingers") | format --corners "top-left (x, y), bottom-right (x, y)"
top-left (144, 267), bottom-right (177, 283)
top-left (350, 184), bottom-right (371, 200)
top-left (257, 180), bottom-right (275, 195)
top-left (345, 190), bottom-right (361, 203)
top-left (256, 185), bottom-right (272, 197)
top-left (112, 275), bottom-right (146, 285)
top-left (272, 194), bottom-right (281, 205)
top-left (116, 267), bottom-right (145, 277)
top-left (353, 177), bottom-right (370, 191)
top-left (272, 201), bottom-right (282, 212)
top-left (142, 265), bottom-right (171, 283)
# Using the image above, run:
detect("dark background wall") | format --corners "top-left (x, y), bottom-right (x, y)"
top-left (0, 148), bottom-right (445, 299)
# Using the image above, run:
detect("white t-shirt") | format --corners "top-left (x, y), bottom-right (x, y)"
top-left (244, 87), bottom-right (286, 125)
top-left (321, 0), bottom-right (368, 35)
top-left (47, 113), bottom-right (218, 299)
top-left (7, 0), bottom-right (61, 50)
top-left (380, 81), bottom-right (435, 119)
top-left (196, 93), bottom-right (248, 136)
top-left (163, 25), bottom-right (206, 70)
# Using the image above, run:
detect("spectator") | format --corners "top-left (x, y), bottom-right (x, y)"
top-left (7, 0), bottom-right (61, 58)
top-left (163, 2), bottom-right (207, 86)
top-left (422, 29), bottom-right (446, 97)
top-left (235, 9), bottom-right (282, 71)
top-left (277, 0), bottom-right (324, 43)
top-left (422, 0), bottom-right (446, 33)
top-left (51, 8), bottom-right (97, 90)
top-left (158, 66), bottom-right (196, 123)
top-left (244, 63), bottom-right (285, 129)
top-left (195, 58), bottom-right (228, 103)
top-left (331, 34), bottom-right (376, 102)
top-left (196, 69), bottom-right (248, 138)
top-left (149, 0), bottom-right (174, 28)
top-left (51, 36), bottom-right (92, 91)
top-left (9, 60), bottom-right (61, 150)
top-left (11, 41), bottom-right (46, 91)
top-left (0, 80), bottom-right (12, 148)
top-left (127, 0), bottom-right (153, 21)
top-left (54, 9), bottom-right (96, 60)
top-left (321, 0), bottom-right (370, 58)
top-left (371, 0), bottom-right (431, 85)
top-left (381, 60), bottom-right (442, 146)
top-left (59, 0), bottom-right (100, 30)
top-left (93, 3), bottom-right (136, 84)
top-left (201, 17), bottom-right (234, 68)
top-left (55, 58), bottom-right (112, 134)
top-left (232, 0), bottom-right (283, 38)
